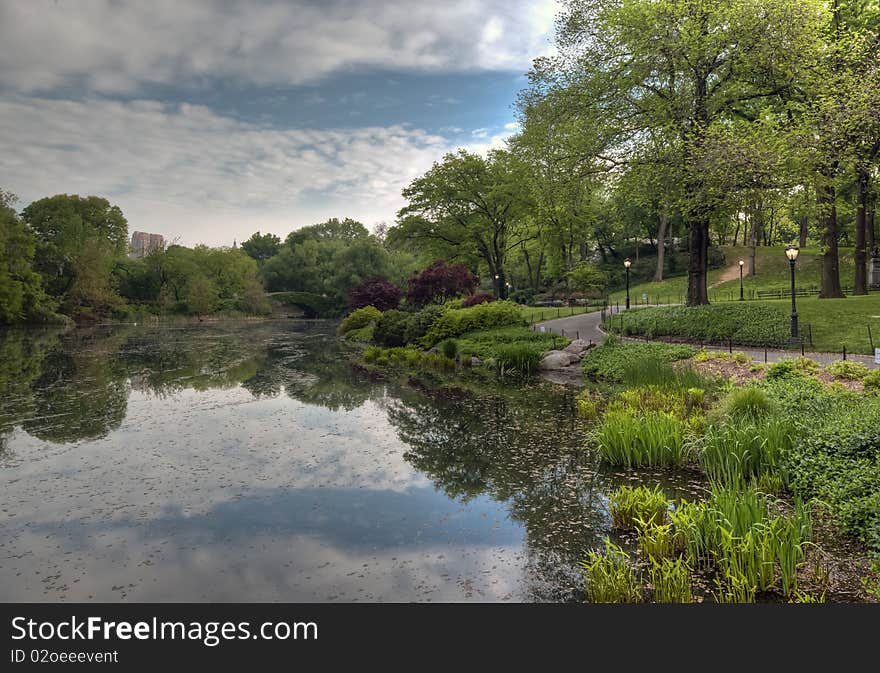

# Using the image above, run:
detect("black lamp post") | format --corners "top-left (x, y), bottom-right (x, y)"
top-left (739, 259), bottom-right (745, 301)
top-left (624, 258), bottom-right (632, 310)
top-left (785, 245), bottom-right (799, 342)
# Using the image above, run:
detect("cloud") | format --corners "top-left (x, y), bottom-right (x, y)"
top-left (0, 95), bottom-right (458, 245)
top-left (0, 0), bottom-right (559, 94)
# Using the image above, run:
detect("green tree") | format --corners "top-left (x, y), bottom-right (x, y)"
top-left (241, 231), bottom-right (281, 263)
top-left (185, 274), bottom-right (219, 317)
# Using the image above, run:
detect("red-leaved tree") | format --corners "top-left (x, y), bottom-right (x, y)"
top-left (348, 276), bottom-right (402, 311)
top-left (406, 260), bottom-right (478, 307)
top-left (461, 293), bottom-right (496, 308)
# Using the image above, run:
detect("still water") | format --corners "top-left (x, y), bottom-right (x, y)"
top-left (0, 320), bottom-right (694, 602)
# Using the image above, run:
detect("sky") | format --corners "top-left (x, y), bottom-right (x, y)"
top-left (0, 0), bottom-right (559, 246)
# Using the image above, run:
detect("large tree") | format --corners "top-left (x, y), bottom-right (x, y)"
top-left (392, 149), bottom-right (532, 299)
top-left (542, 0), bottom-right (825, 305)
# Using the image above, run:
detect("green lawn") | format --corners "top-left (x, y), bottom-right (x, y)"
top-left (519, 304), bottom-right (602, 323)
top-left (608, 246), bottom-right (856, 305)
top-left (763, 293), bottom-right (880, 355)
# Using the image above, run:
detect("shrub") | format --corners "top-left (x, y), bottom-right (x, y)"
top-left (581, 539), bottom-right (642, 603)
top-left (439, 339), bottom-right (458, 359)
top-left (422, 300), bottom-right (525, 346)
top-left (337, 305), bottom-right (382, 335)
top-left (595, 411), bottom-right (691, 467)
top-left (864, 369), bottom-right (880, 392)
top-left (406, 260), bottom-right (478, 307)
top-left (613, 303), bottom-right (789, 347)
top-left (347, 276), bottom-right (402, 311)
top-left (461, 292), bottom-right (496, 308)
top-left (824, 360), bottom-right (870, 381)
top-left (344, 325), bottom-right (374, 342)
top-left (582, 340), bottom-right (697, 382)
top-left (715, 387), bottom-right (774, 422)
top-left (373, 309), bottom-right (410, 347)
top-left (765, 357), bottom-right (820, 380)
top-left (608, 484), bottom-right (669, 529)
top-left (403, 303), bottom-right (445, 344)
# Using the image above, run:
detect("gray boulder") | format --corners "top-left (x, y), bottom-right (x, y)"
top-left (539, 350), bottom-right (580, 370)
top-left (563, 339), bottom-right (591, 355)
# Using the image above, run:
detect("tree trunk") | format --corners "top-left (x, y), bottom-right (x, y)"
top-left (686, 219), bottom-right (710, 306)
top-left (817, 174), bottom-right (845, 298)
top-left (748, 202), bottom-right (761, 278)
top-left (799, 214), bottom-right (808, 249)
top-left (868, 194), bottom-right (876, 254)
top-left (653, 209), bottom-right (668, 282)
top-left (854, 167), bottom-right (869, 295)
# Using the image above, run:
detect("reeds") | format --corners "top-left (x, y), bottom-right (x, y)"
top-left (581, 539), bottom-right (642, 603)
top-left (608, 484), bottom-right (669, 529)
top-left (649, 557), bottom-right (693, 603)
top-left (595, 410), bottom-right (691, 467)
top-left (698, 420), bottom-right (792, 488)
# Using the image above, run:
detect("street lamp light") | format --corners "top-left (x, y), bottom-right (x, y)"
top-left (785, 245), bottom-right (799, 342)
top-left (739, 260), bottom-right (745, 301)
top-left (623, 258), bottom-right (632, 310)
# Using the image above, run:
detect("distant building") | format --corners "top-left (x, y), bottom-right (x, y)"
top-left (129, 231), bottom-right (165, 258)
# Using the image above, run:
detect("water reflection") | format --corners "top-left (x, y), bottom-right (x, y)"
top-left (0, 321), bottom-right (685, 602)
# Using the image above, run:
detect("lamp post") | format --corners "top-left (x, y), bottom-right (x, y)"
top-left (785, 245), bottom-right (799, 342)
top-left (494, 273), bottom-right (500, 299)
top-left (624, 258), bottom-right (632, 310)
top-left (739, 260), bottom-right (745, 301)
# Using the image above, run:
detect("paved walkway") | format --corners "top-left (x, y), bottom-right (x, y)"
top-left (535, 305), bottom-right (878, 369)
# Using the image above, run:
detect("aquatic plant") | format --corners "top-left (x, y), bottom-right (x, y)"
top-left (581, 539), bottom-right (642, 603)
top-left (649, 557), bottom-right (693, 603)
top-left (608, 484), bottom-right (669, 530)
top-left (595, 410), bottom-right (691, 467)
top-left (715, 386), bottom-right (774, 422)
top-left (637, 519), bottom-right (675, 560)
top-left (698, 420), bottom-right (792, 488)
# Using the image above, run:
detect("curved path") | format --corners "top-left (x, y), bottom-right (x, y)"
top-left (535, 306), bottom-right (878, 369)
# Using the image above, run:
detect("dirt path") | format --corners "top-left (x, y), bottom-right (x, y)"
top-left (709, 262), bottom-right (743, 289)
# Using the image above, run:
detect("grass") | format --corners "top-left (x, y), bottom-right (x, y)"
top-left (608, 245), bottom-right (850, 304)
top-left (698, 420), bottom-right (793, 489)
top-left (454, 325), bottom-right (568, 373)
top-left (649, 557), bottom-right (693, 603)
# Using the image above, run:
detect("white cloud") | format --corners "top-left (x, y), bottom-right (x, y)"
top-left (0, 95), bottom-right (457, 245)
top-left (0, 0), bottom-right (559, 94)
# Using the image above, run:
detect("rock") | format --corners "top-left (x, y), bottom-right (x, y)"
top-left (563, 339), bottom-right (591, 355)
top-left (539, 350), bottom-right (580, 370)
top-left (469, 356), bottom-right (482, 367)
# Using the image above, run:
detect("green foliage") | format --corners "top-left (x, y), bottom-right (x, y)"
top-left (606, 385), bottom-right (688, 418)
top-left (403, 303), bottom-right (446, 344)
top-left (373, 309), bottom-right (410, 347)
top-left (575, 389), bottom-right (600, 420)
top-left (422, 300), bottom-right (525, 346)
top-left (581, 539), bottom-right (642, 603)
top-left (344, 325), bottom-right (374, 342)
top-left (715, 387), bottom-right (774, 422)
top-left (608, 484), bottom-right (669, 530)
top-left (649, 557), bottom-right (693, 603)
top-left (824, 360), bottom-right (870, 381)
top-left (865, 369), bottom-right (880, 392)
top-left (439, 339), bottom-right (458, 360)
top-left (581, 339), bottom-right (698, 382)
top-left (594, 410), bottom-right (691, 467)
top-left (765, 357), bottom-right (821, 381)
top-left (0, 198), bottom-right (56, 324)
top-left (337, 305), bottom-right (382, 335)
top-left (698, 420), bottom-right (793, 489)
top-left (567, 263), bottom-right (609, 297)
top-left (639, 520), bottom-right (675, 560)
top-left (240, 231), bottom-right (281, 263)
top-left (614, 304), bottom-right (790, 347)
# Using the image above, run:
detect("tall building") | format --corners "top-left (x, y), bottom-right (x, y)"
top-left (130, 231), bottom-right (165, 258)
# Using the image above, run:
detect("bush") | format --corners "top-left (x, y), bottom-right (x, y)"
top-left (348, 277), bottom-right (402, 311)
top-left (422, 300), bottom-right (525, 346)
top-left (824, 360), bottom-right (870, 381)
top-left (461, 292), bottom-right (496, 308)
top-left (337, 305), bottom-right (382, 335)
top-left (406, 260), bottom-right (478, 307)
top-left (614, 304), bottom-right (789, 347)
top-left (439, 339), bottom-right (458, 359)
top-left (766, 357), bottom-right (820, 381)
top-left (344, 325), bottom-right (374, 342)
top-left (715, 387), bottom-right (774, 422)
top-left (865, 369), bottom-right (880, 392)
top-left (373, 309), bottom-right (410, 347)
top-left (403, 303), bottom-right (445, 344)
top-left (581, 339), bottom-right (697, 382)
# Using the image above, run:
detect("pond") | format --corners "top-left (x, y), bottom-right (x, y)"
top-left (0, 320), bottom-right (701, 602)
